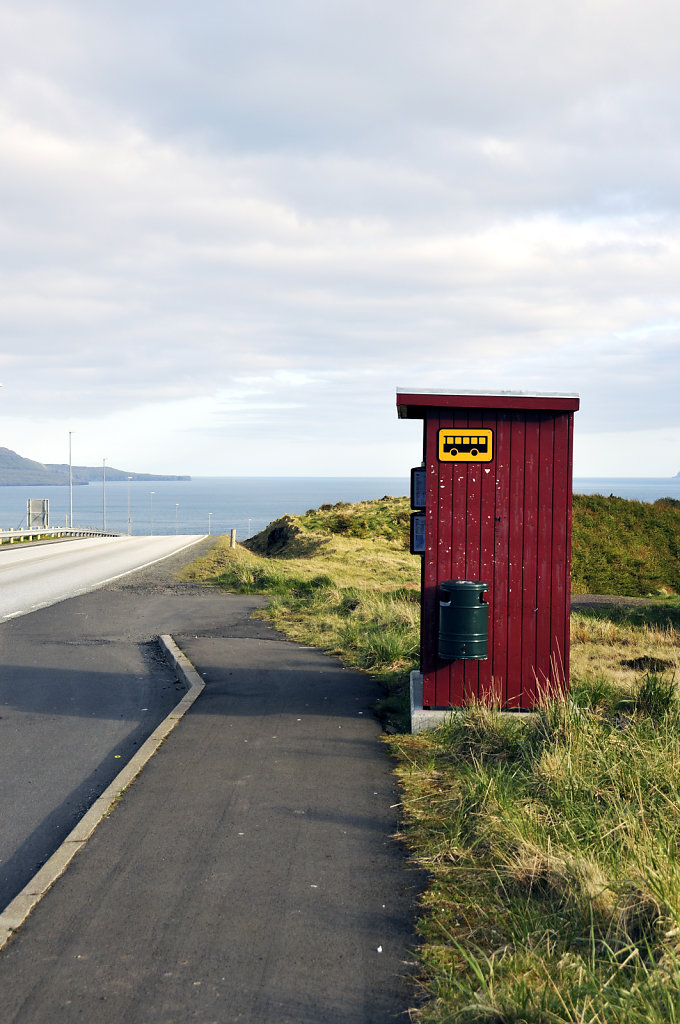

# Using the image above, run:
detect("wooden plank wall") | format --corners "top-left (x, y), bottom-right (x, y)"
top-left (421, 407), bottom-right (574, 709)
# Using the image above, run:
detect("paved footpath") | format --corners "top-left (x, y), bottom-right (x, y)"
top-left (0, 590), bottom-right (422, 1022)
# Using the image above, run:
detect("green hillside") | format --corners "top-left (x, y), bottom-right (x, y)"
top-left (292, 492), bottom-right (680, 598)
top-left (0, 448), bottom-right (70, 486)
top-left (571, 493), bottom-right (680, 596)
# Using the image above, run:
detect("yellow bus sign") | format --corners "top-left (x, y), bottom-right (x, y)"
top-left (438, 428), bottom-right (493, 463)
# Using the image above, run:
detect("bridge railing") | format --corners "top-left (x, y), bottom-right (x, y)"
top-left (0, 526), bottom-right (123, 544)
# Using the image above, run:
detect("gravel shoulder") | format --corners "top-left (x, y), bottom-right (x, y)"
top-left (571, 593), bottom-right (663, 608)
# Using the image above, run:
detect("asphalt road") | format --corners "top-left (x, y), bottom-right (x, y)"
top-left (0, 615), bottom-right (420, 1022)
top-left (0, 538), bottom-right (253, 910)
top-left (0, 534), bottom-right (205, 623)
top-left (0, 544), bottom-right (422, 1022)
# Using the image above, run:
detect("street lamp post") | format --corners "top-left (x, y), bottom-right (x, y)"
top-left (68, 431), bottom-right (75, 527)
top-left (102, 458), bottom-right (107, 530)
top-left (150, 491), bottom-right (155, 536)
top-left (175, 503), bottom-right (179, 534)
top-left (208, 512), bottom-right (212, 535)
top-left (127, 477), bottom-right (132, 536)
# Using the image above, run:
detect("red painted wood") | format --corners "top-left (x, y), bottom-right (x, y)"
top-left (463, 413), bottom-right (483, 703)
top-left (447, 420), bottom-right (467, 705)
top-left (398, 392), bottom-right (580, 416)
top-left (422, 412), bottom-right (440, 706)
top-left (479, 410), bottom-right (497, 703)
top-left (505, 415), bottom-right (526, 707)
top-left (535, 415), bottom-right (555, 699)
top-left (563, 415), bottom-right (575, 687)
top-left (449, 460), bottom-right (469, 705)
top-left (520, 415), bottom-right (540, 707)
top-left (551, 413), bottom-right (570, 694)
top-left (492, 413), bottom-right (511, 705)
top-left (436, 412), bottom-right (455, 706)
top-left (412, 394), bottom-right (577, 710)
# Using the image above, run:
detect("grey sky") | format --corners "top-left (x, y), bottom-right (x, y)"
top-left (0, 0), bottom-right (678, 475)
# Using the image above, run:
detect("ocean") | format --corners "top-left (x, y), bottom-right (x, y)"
top-left (572, 477), bottom-right (680, 504)
top-left (0, 477), bottom-right (410, 538)
top-left (0, 476), bottom-right (678, 538)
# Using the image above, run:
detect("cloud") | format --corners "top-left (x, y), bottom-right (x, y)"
top-left (0, 0), bottom-right (678, 475)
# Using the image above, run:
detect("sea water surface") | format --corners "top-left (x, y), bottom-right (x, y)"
top-left (0, 476), bottom-right (677, 537)
top-left (573, 477), bottom-right (680, 503)
top-left (0, 477), bottom-right (410, 537)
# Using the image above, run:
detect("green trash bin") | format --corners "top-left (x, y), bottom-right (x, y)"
top-left (438, 579), bottom-right (489, 661)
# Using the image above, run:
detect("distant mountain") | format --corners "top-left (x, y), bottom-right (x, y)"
top-left (0, 448), bottom-right (190, 486)
top-left (0, 449), bottom-right (70, 486)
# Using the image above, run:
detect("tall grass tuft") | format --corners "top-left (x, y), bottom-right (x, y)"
top-left (390, 681), bottom-right (680, 1022)
top-left (635, 671), bottom-right (678, 719)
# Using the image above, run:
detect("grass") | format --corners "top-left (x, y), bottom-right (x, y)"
top-left (181, 494), bottom-right (680, 1021)
top-left (571, 494), bottom-right (680, 597)
top-left (300, 496), bottom-right (412, 545)
top-left (570, 602), bottom-right (680, 693)
top-left (390, 672), bottom-right (680, 1023)
top-left (393, 601), bottom-right (680, 1022)
top-left (182, 494), bottom-right (680, 728)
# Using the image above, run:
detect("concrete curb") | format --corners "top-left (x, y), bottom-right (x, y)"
top-left (0, 634), bottom-right (204, 951)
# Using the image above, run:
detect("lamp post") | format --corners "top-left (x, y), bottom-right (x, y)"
top-left (208, 512), bottom-right (212, 535)
top-left (150, 491), bottom-right (155, 536)
top-left (68, 431), bottom-right (75, 527)
top-left (102, 458), bottom-right (107, 530)
top-left (127, 477), bottom-right (132, 536)
top-left (175, 503), bottom-right (179, 535)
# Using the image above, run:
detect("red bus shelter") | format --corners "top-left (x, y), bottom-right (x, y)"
top-left (398, 389), bottom-right (580, 713)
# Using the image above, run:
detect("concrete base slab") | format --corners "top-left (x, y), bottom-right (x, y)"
top-left (410, 671), bottom-right (455, 732)
top-left (409, 670), bottom-right (538, 732)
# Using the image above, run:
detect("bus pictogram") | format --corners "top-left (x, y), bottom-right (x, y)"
top-left (438, 428), bottom-right (494, 462)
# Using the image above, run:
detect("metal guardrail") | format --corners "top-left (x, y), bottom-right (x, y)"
top-left (0, 526), bottom-right (123, 544)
